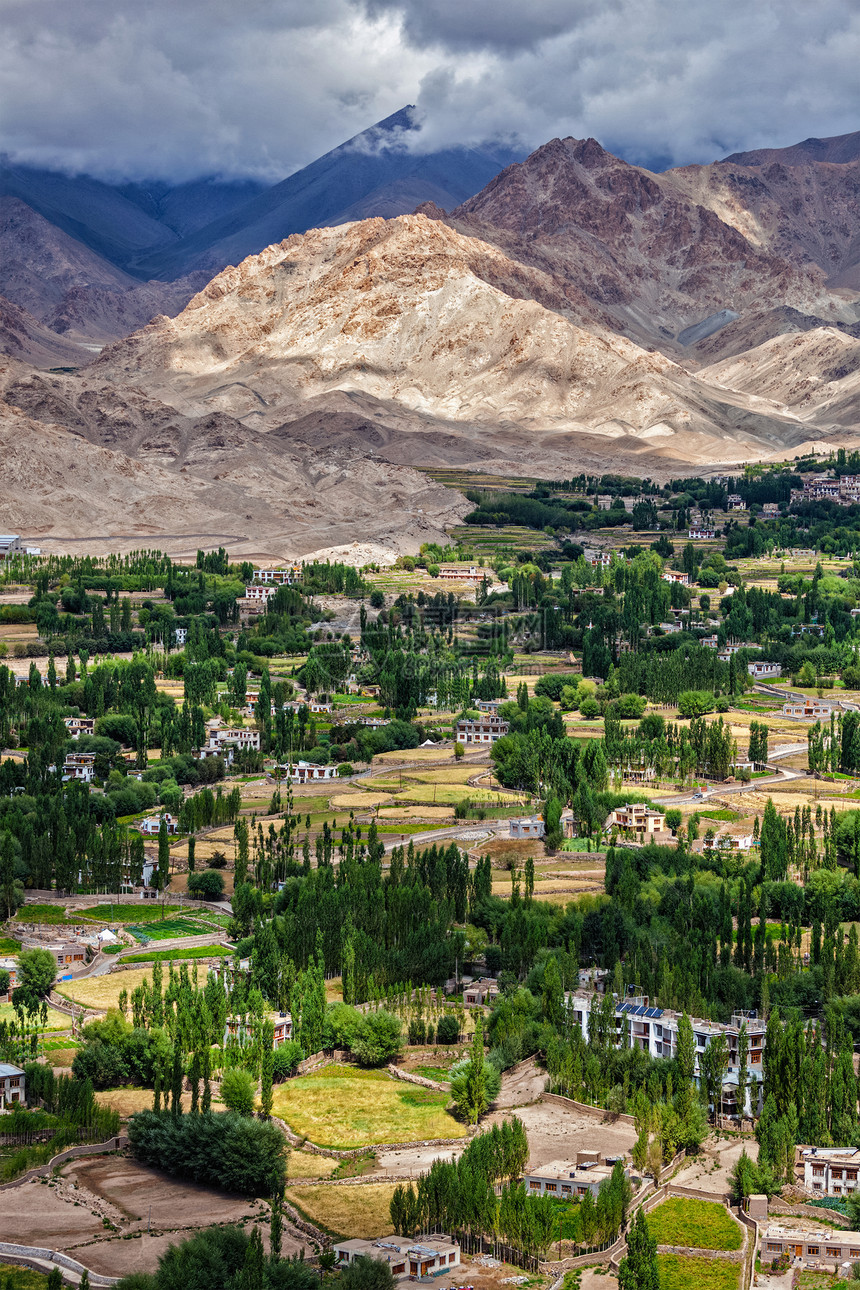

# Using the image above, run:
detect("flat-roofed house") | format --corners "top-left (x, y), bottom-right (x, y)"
top-left (605, 803), bottom-right (667, 838)
top-left (509, 816), bottom-right (545, 839)
top-left (0, 536), bottom-right (23, 561)
top-left (456, 715), bottom-right (509, 745)
top-left (760, 1225), bottom-right (860, 1270)
top-left (62, 753), bottom-right (95, 782)
top-left (334, 1235), bottom-right (460, 1280)
top-left (463, 977), bottom-right (500, 1007)
top-left (0, 1062), bottom-right (25, 1109)
top-left (801, 1147), bottom-right (860, 1196)
top-left (523, 1156), bottom-right (629, 1200)
top-left (748, 661), bottom-right (782, 680)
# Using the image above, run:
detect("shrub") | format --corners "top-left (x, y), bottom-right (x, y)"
top-left (188, 869), bottom-right (225, 900)
top-left (127, 1110), bottom-right (285, 1195)
top-left (436, 1014), bottom-right (460, 1045)
top-left (220, 1067), bottom-right (256, 1116)
top-left (350, 1010), bottom-right (403, 1067)
top-left (271, 1041), bottom-right (304, 1081)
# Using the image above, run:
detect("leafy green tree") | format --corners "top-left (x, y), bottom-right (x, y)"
top-left (618, 1208), bottom-right (659, 1290)
top-left (188, 869), bottom-right (225, 901)
top-left (16, 947), bottom-right (57, 999)
top-left (220, 1067), bottom-right (256, 1116)
top-left (450, 1024), bottom-right (501, 1124)
top-left (351, 1010), bottom-right (403, 1067)
top-left (340, 1257), bottom-right (395, 1290)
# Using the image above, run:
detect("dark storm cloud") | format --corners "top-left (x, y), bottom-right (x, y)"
top-left (2, 0), bottom-right (860, 181)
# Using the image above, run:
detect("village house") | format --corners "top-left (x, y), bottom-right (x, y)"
top-left (475, 698), bottom-right (505, 713)
top-left (727, 494), bottom-right (744, 510)
top-left (760, 1224), bottom-right (860, 1271)
top-left (0, 1063), bottom-right (25, 1110)
top-left (783, 698), bottom-right (833, 719)
top-left (761, 503), bottom-right (781, 517)
top-left (0, 535), bottom-right (23, 561)
top-left (456, 715), bottom-right (510, 745)
top-left (23, 939), bottom-right (85, 974)
top-left (621, 766), bottom-right (656, 784)
top-left (689, 527), bottom-right (717, 539)
top-left (198, 724), bottom-right (261, 758)
top-left (275, 761), bottom-right (338, 783)
top-left (523, 1155), bottom-right (630, 1200)
top-left (64, 716), bottom-right (96, 739)
top-left (62, 752), bottom-right (96, 783)
top-left (596, 495), bottom-right (612, 510)
top-left (509, 816), bottom-right (545, 839)
top-left (173, 626), bottom-right (187, 647)
top-left (800, 1147), bottom-right (860, 1197)
top-left (254, 566), bottom-right (302, 585)
top-left (662, 570), bottom-right (689, 586)
top-left (748, 661), bottom-right (782, 680)
top-left (701, 634), bottom-right (720, 648)
top-left (334, 1235), bottom-right (460, 1280)
top-left (225, 1011), bottom-right (292, 1048)
top-left (702, 832), bottom-right (755, 854)
top-left (605, 803), bottom-right (668, 839)
top-left (463, 977), bottom-right (501, 1007)
top-left (0, 959), bottom-right (18, 996)
top-left (243, 584), bottom-right (277, 603)
top-left (309, 701), bottom-right (332, 714)
top-left (137, 813), bottom-right (178, 836)
top-left (437, 565), bottom-right (481, 580)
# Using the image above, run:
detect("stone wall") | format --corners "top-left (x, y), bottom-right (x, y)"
top-left (0, 1242), bottom-right (118, 1285)
top-left (540, 1092), bottom-right (636, 1126)
top-left (0, 1136), bottom-right (128, 1192)
top-left (387, 1064), bottom-right (447, 1092)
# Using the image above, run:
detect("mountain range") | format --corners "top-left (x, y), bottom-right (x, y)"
top-left (4, 114), bottom-right (860, 557)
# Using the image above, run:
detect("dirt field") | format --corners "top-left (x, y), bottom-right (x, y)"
top-left (485, 1097), bottom-right (638, 1171)
top-left (673, 1132), bottom-right (759, 1193)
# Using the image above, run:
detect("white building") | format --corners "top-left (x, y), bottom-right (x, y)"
top-left (748, 661), bottom-right (782, 679)
top-left (564, 991), bottom-right (765, 1115)
top-left (64, 716), bottom-right (95, 739)
top-left (456, 716), bottom-right (509, 745)
top-left (0, 1062), bottom-right (25, 1109)
top-left (509, 816), bottom-right (545, 839)
top-left (0, 536), bottom-right (23, 561)
top-left (173, 627), bottom-right (187, 647)
top-left (334, 1235), bottom-right (460, 1280)
top-left (801, 1147), bottom-right (860, 1197)
top-left (62, 753), bottom-right (95, 783)
top-left (138, 813), bottom-right (178, 836)
top-left (760, 1224), bottom-right (860, 1270)
top-left (275, 761), bottom-right (338, 783)
top-left (523, 1155), bottom-right (629, 1200)
top-left (662, 570), bottom-right (689, 586)
top-left (244, 585), bottom-right (277, 603)
top-left (254, 566), bottom-right (302, 585)
top-left (689, 527), bottom-right (716, 539)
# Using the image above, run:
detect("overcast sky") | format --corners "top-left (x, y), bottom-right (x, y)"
top-left (3, 0), bottom-right (860, 182)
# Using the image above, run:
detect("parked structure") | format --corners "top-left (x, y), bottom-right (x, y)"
top-left (334, 1235), bottom-right (460, 1280)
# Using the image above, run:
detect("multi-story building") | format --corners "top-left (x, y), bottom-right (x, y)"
top-left (662, 570), bottom-right (689, 586)
top-left (800, 1147), bottom-right (860, 1197)
top-left (62, 753), bottom-right (96, 783)
top-left (689, 527), bottom-right (717, 539)
top-left (244, 585), bottom-right (277, 603)
top-left (727, 494), bottom-right (745, 510)
top-left (64, 716), bottom-right (96, 739)
top-left (254, 566), bottom-right (303, 585)
top-left (0, 1063), bottom-right (25, 1109)
top-left (605, 803), bottom-right (668, 838)
top-left (275, 761), bottom-right (338, 783)
top-left (564, 991), bottom-right (766, 1115)
top-left (761, 503), bottom-right (781, 517)
top-left (455, 716), bottom-right (509, 745)
top-left (463, 978), bottom-right (501, 1007)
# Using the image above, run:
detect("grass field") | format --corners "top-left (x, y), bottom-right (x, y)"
top-left (119, 946), bottom-right (231, 964)
top-left (127, 918), bottom-right (214, 941)
top-left (286, 1151), bottom-right (340, 1180)
top-left (287, 1181), bottom-right (398, 1238)
top-left (0, 936), bottom-right (21, 952)
top-left (56, 965), bottom-right (181, 1011)
top-left (15, 904), bottom-right (79, 925)
top-left (79, 904), bottom-right (186, 923)
top-left (647, 1199), bottom-right (742, 1251)
top-left (656, 1255), bottom-right (739, 1290)
top-left (271, 1065), bottom-right (464, 1148)
top-left (0, 1002), bottom-right (70, 1032)
top-left (0, 1262), bottom-right (51, 1290)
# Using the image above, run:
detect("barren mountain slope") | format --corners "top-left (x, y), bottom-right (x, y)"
top-left (666, 158), bottom-right (860, 288)
top-left (0, 296), bottom-right (93, 367)
top-left (0, 359), bottom-right (469, 556)
top-left (90, 212), bottom-right (824, 463)
top-left (449, 137), bottom-right (852, 350)
top-left (698, 327), bottom-right (860, 426)
top-left (723, 131), bottom-right (860, 167)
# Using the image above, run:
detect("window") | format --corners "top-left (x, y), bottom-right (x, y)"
top-left (813, 1183), bottom-right (822, 1190)
top-left (448, 1255), bottom-right (456, 1264)
top-left (850, 1251), bottom-right (860, 1259)
top-left (826, 1249), bottom-right (840, 1258)
top-left (767, 1245), bottom-right (780, 1253)
top-left (807, 1247), bottom-right (819, 1256)
top-left (392, 1266), bottom-right (405, 1275)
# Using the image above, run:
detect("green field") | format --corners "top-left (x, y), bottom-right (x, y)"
top-left (0, 936), bottom-right (21, 952)
top-left (120, 946), bottom-right (231, 964)
top-left (647, 1199), bottom-right (742, 1251)
top-left (657, 1255), bottom-right (739, 1290)
top-left (127, 918), bottom-right (215, 942)
top-left (271, 1064), bottom-right (465, 1149)
top-left (80, 904), bottom-right (186, 923)
top-left (15, 904), bottom-right (79, 925)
